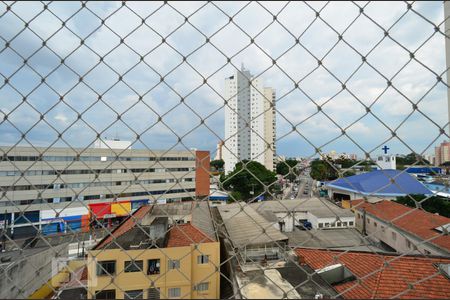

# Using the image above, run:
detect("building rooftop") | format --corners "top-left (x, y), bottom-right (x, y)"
top-left (250, 198), bottom-right (354, 218)
top-left (353, 200), bottom-right (450, 253)
top-left (167, 223), bottom-right (214, 247)
top-left (325, 169), bottom-right (432, 196)
top-left (93, 202), bottom-right (216, 250)
top-left (217, 202), bottom-right (288, 248)
top-left (296, 248), bottom-right (450, 299)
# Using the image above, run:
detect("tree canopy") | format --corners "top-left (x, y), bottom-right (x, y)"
top-left (395, 194), bottom-right (450, 218)
top-left (396, 153), bottom-right (430, 167)
top-left (276, 159), bottom-right (299, 182)
top-left (220, 160), bottom-right (277, 201)
top-left (210, 159), bottom-right (225, 171)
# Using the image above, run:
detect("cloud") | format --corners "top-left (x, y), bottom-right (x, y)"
top-left (0, 1), bottom-right (447, 158)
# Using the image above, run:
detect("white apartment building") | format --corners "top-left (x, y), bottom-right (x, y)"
top-left (223, 65), bottom-right (276, 174)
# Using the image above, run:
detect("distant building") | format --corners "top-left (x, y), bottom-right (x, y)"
top-left (250, 198), bottom-right (355, 231)
top-left (0, 145), bottom-right (210, 239)
top-left (213, 140), bottom-right (224, 161)
top-left (376, 154), bottom-right (396, 170)
top-left (325, 169), bottom-right (432, 201)
top-left (435, 141), bottom-right (450, 166)
top-left (87, 202), bottom-right (220, 299)
top-left (93, 138), bottom-right (132, 150)
top-left (352, 199), bottom-right (450, 256)
top-left (296, 248), bottom-right (450, 299)
top-left (223, 65), bottom-right (276, 174)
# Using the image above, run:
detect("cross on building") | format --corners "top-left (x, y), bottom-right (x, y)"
top-left (382, 145), bottom-right (390, 154)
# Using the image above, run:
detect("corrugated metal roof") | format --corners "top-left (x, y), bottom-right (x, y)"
top-left (250, 198), bottom-right (354, 218)
top-left (217, 203), bottom-right (288, 248)
top-left (325, 170), bottom-right (432, 196)
top-left (191, 201), bottom-right (217, 241)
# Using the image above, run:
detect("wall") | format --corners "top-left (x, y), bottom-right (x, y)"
top-left (0, 243), bottom-right (68, 299)
top-left (355, 211), bottom-right (446, 256)
top-left (195, 151), bottom-right (210, 198)
top-left (87, 242), bottom-right (220, 299)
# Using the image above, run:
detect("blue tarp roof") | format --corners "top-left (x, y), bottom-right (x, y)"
top-left (325, 169), bottom-right (432, 196)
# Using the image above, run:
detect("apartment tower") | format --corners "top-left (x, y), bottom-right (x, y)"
top-left (223, 65), bottom-right (276, 174)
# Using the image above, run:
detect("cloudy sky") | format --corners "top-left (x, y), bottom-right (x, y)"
top-left (0, 1), bottom-right (448, 160)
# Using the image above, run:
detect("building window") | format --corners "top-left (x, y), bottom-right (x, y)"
top-left (197, 255), bottom-right (209, 264)
top-left (406, 239), bottom-right (412, 249)
top-left (147, 259), bottom-right (160, 275)
top-left (342, 222), bottom-right (347, 226)
top-left (357, 214), bottom-right (361, 219)
top-left (324, 223), bottom-right (330, 228)
top-left (337, 222), bottom-right (341, 227)
top-left (168, 287), bottom-right (181, 298)
top-left (148, 288), bottom-right (160, 300)
top-left (95, 289), bottom-right (116, 299)
top-left (124, 290), bottom-right (143, 300)
top-left (96, 261), bottom-right (116, 276)
top-left (168, 260), bottom-right (180, 270)
top-left (124, 260), bottom-right (143, 273)
top-left (318, 223), bottom-right (323, 228)
top-left (195, 282), bottom-right (209, 292)
top-left (374, 222), bottom-right (377, 228)
top-left (392, 232), bottom-right (397, 241)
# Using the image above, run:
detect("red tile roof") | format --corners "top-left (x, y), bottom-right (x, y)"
top-left (353, 200), bottom-right (450, 252)
top-left (166, 223), bottom-right (214, 248)
top-left (296, 248), bottom-right (450, 299)
top-left (94, 205), bottom-right (152, 250)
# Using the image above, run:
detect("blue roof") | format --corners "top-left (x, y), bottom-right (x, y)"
top-left (405, 167), bottom-right (442, 174)
top-left (325, 169), bottom-right (432, 196)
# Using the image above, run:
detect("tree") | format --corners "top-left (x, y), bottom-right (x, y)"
top-left (276, 159), bottom-right (299, 182)
top-left (396, 153), bottom-right (430, 167)
top-left (220, 160), bottom-right (277, 201)
top-left (395, 194), bottom-right (450, 218)
top-left (210, 159), bottom-right (225, 171)
top-left (310, 160), bottom-right (338, 181)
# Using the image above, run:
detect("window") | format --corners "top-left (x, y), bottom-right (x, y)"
top-left (197, 255), bottom-right (209, 264)
top-left (96, 261), bottom-right (116, 276)
top-left (406, 239), bottom-right (412, 249)
top-left (195, 282), bottom-right (209, 292)
top-left (392, 232), bottom-right (397, 241)
top-left (318, 223), bottom-right (323, 228)
top-left (337, 222), bottom-right (341, 227)
top-left (349, 221), bottom-right (354, 226)
top-left (381, 225), bottom-right (385, 232)
top-left (148, 288), bottom-right (160, 300)
top-left (168, 260), bottom-right (180, 270)
top-left (95, 289), bottom-right (116, 299)
top-left (342, 222), bottom-right (347, 226)
top-left (324, 223), bottom-right (330, 228)
top-left (124, 260), bottom-right (143, 273)
top-left (168, 288), bottom-right (181, 298)
top-left (147, 259), bottom-right (160, 275)
top-left (374, 222), bottom-right (377, 228)
top-left (124, 290), bottom-right (143, 300)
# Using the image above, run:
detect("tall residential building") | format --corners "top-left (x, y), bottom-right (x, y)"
top-left (0, 144), bottom-right (210, 239)
top-left (223, 65), bottom-right (276, 174)
top-left (435, 140), bottom-right (450, 166)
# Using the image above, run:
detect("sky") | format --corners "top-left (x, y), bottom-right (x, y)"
top-left (0, 1), bottom-right (448, 160)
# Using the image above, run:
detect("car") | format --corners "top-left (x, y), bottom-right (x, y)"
top-left (290, 196), bottom-right (295, 200)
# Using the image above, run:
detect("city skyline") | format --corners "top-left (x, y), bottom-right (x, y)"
top-left (0, 1), bottom-right (447, 160)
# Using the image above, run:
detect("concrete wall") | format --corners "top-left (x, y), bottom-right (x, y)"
top-left (0, 243), bottom-right (69, 299)
top-left (355, 211), bottom-right (447, 256)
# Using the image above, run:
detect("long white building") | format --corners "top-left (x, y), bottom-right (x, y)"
top-left (223, 65), bottom-right (276, 174)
